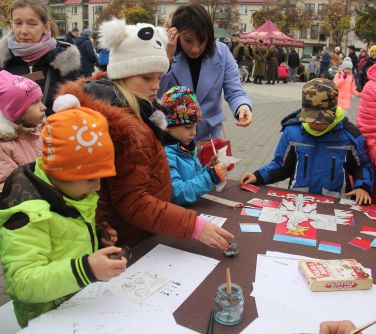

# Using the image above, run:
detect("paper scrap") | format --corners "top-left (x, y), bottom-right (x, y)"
top-left (201, 194), bottom-right (242, 207)
top-left (241, 184), bottom-right (260, 193)
top-left (348, 237), bottom-right (372, 250)
top-left (248, 198), bottom-right (280, 209)
top-left (198, 214), bottom-right (227, 227)
top-left (240, 223), bottom-right (262, 233)
top-left (339, 198), bottom-right (356, 205)
top-left (241, 207), bottom-right (261, 217)
top-left (318, 241), bottom-right (342, 254)
top-left (360, 225), bottom-right (376, 237)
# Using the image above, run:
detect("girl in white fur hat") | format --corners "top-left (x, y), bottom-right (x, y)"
top-left (57, 19), bottom-right (234, 251)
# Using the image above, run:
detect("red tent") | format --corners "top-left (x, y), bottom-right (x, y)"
top-left (240, 20), bottom-right (304, 48)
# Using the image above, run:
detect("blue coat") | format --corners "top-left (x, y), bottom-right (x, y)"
top-left (165, 143), bottom-right (216, 205)
top-left (254, 119), bottom-right (373, 197)
top-left (76, 36), bottom-right (97, 76)
top-left (159, 42), bottom-right (252, 142)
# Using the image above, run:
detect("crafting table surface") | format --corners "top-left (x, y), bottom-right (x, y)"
top-left (130, 180), bottom-right (376, 334)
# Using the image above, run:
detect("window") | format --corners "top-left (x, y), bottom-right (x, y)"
top-left (159, 5), bottom-right (167, 15)
top-left (310, 24), bottom-right (319, 39)
top-left (72, 6), bottom-right (77, 15)
top-left (239, 23), bottom-right (247, 33)
top-left (317, 4), bottom-right (323, 20)
top-left (72, 22), bottom-right (78, 29)
top-left (94, 6), bottom-right (103, 14)
top-left (300, 28), bottom-right (307, 39)
top-left (305, 3), bottom-right (315, 13)
top-left (239, 5), bottom-right (247, 15)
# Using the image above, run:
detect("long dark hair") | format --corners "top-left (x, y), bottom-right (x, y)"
top-left (172, 4), bottom-right (216, 57)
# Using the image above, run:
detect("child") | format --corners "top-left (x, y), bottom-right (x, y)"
top-left (333, 57), bottom-right (360, 110)
top-left (277, 62), bottom-right (289, 84)
top-left (161, 86), bottom-right (228, 205)
top-left (58, 19), bottom-right (234, 250)
top-left (0, 70), bottom-right (45, 189)
top-left (240, 78), bottom-right (373, 205)
top-left (357, 64), bottom-right (376, 203)
top-left (0, 95), bottom-right (127, 327)
top-left (307, 56), bottom-right (318, 80)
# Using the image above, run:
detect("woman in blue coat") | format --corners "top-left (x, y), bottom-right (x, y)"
top-left (158, 4), bottom-right (253, 144)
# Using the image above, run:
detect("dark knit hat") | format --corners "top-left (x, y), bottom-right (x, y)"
top-left (300, 78), bottom-right (338, 124)
top-left (161, 86), bottom-right (201, 127)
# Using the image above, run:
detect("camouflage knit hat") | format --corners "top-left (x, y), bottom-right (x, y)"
top-left (161, 86), bottom-right (201, 127)
top-left (300, 78), bottom-right (338, 124)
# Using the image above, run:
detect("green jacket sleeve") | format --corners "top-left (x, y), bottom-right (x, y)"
top-left (1, 205), bottom-right (96, 304)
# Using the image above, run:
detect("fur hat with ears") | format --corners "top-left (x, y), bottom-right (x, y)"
top-left (98, 19), bottom-right (169, 80)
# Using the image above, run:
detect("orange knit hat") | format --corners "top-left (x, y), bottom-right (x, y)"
top-left (41, 94), bottom-right (116, 181)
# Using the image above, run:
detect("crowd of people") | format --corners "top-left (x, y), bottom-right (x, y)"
top-left (0, 1), bottom-right (375, 333)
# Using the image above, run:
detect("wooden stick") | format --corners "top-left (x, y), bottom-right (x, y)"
top-left (226, 267), bottom-right (232, 295)
top-left (350, 320), bottom-right (376, 334)
top-left (209, 134), bottom-right (217, 156)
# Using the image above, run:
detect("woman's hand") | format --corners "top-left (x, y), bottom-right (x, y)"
top-left (236, 105), bottom-right (253, 127)
top-left (166, 27), bottom-right (179, 62)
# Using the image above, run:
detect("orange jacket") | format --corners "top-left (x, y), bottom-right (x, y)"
top-left (58, 75), bottom-right (196, 246)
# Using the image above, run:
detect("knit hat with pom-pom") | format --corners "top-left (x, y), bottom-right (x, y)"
top-left (41, 94), bottom-right (116, 181)
top-left (98, 19), bottom-right (169, 80)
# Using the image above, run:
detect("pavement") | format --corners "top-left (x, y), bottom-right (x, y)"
top-left (0, 81), bottom-right (360, 308)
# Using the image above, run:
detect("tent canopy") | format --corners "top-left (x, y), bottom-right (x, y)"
top-left (240, 20), bottom-right (304, 48)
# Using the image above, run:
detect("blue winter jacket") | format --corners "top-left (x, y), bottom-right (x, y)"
top-left (253, 111), bottom-right (373, 197)
top-left (165, 141), bottom-right (219, 205)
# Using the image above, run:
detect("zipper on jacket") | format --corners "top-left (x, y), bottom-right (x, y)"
top-left (85, 222), bottom-right (96, 253)
top-left (331, 157), bottom-right (336, 181)
top-left (29, 65), bottom-right (33, 73)
top-left (303, 154), bottom-right (308, 178)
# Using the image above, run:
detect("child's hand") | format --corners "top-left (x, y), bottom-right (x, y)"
top-left (210, 155), bottom-right (219, 166)
top-left (345, 188), bottom-right (371, 205)
top-left (199, 222), bottom-right (234, 250)
top-left (240, 172), bottom-right (256, 185)
top-left (88, 246), bottom-right (127, 281)
top-left (319, 320), bottom-right (356, 334)
top-left (215, 163), bottom-right (228, 181)
top-left (100, 221), bottom-right (118, 247)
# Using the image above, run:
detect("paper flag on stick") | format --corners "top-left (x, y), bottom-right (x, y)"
top-left (217, 145), bottom-right (241, 168)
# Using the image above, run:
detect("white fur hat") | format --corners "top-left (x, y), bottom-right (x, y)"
top-left (98, 19), bottom-right (170, 80)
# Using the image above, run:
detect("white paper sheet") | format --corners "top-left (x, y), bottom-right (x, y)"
top-left (250, 254), bottom-right (376, 334)
top-left (198, 213), bottom-right (227, 227)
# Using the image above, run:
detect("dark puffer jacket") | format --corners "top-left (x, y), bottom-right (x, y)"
top-left (0, 37), bottom-right (80, 116)
top-left (76, 35), bottom-right (98, 77)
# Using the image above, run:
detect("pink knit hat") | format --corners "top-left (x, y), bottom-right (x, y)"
top-left (0, 70), bottom-right (43, 122)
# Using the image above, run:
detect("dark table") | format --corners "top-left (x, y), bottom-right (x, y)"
top-left (130, 180), bottom-right (376, 334)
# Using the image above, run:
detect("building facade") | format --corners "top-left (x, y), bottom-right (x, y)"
top-left (43, 0), bottom-right (366, 54)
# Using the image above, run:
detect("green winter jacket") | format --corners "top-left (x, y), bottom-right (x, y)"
top-left (0, 158), bottom-right (99, 327)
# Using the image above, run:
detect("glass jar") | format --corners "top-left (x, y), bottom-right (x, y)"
top-left (214, 283), bottom-right (244, 326)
